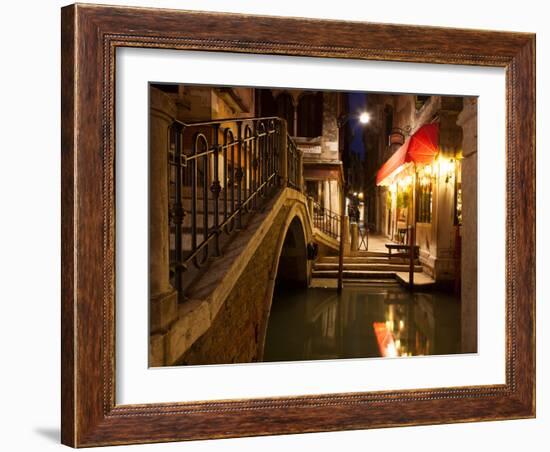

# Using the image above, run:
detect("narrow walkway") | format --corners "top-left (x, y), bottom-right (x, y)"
top-left (365, 233), bottom-right (393, 253)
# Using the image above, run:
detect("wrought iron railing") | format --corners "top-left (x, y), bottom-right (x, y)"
top-left (312, 201), bottom-right (341, 240)
top-left (287, 135), bottom-right (300, 190)
top-left (167, 116), bottom-right (300, 298)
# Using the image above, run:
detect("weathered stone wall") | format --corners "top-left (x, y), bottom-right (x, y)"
top-left (177, 205), bottom-right (290, 365)
top-left (457, 97), bottom-right (478, 353)
top-left (173, 86), bottom-right (255, 122)
top-left (149, 87), bottom-right (179, 335)
top-left (320, 91), bottom-right (339, 159)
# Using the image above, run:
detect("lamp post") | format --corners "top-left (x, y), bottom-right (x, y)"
top-left (337, 110), bottom-right (370, 293)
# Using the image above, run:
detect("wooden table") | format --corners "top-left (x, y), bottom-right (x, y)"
top-left (385, 243), bottom-right (419, 258)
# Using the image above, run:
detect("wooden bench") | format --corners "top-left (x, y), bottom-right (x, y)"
top-left (385, 244), bottom-right (419, 258)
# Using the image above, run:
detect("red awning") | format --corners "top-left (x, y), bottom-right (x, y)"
top-left (376, 123), bottom-right (439, 186)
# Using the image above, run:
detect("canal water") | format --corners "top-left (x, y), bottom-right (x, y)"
top-left (263, 283), bottom-right (461, 363)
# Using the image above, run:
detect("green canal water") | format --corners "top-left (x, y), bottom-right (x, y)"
top-left (263, 283), bottom-right (462, 363)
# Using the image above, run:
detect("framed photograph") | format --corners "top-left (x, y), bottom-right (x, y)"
top-left (61, 3), bottom-right (535, 447)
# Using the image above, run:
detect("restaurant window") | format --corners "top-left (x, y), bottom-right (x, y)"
top-left (416, 168), bottom-right (433, 223)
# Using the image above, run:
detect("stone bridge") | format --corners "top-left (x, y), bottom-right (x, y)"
top-left (148, 87), bottom-right (345, 366)
top-left (150, 187), bottom-right (340, 366)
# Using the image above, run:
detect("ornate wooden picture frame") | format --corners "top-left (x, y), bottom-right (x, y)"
top-left (61, 3), bottom-right (535, 447)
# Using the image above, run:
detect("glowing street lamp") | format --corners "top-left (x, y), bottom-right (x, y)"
top-left (359, 112), bottom-right (370, 124)
top-left (337, 111), bottom-right (371, 128)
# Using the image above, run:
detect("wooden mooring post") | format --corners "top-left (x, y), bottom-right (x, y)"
top-left (337, 194), bottom-right (345, 294)
top-left (408, 225), bottom-right (415, 291)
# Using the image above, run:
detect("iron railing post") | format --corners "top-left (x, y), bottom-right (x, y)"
top-left (236, 122), bottom-right (243, 229)
top-left (297, 149), bottom-right (304, 192)
top-left (279, 120), bottom-right (288, 187)
top-left (252, 120), bottom-right (258, 209)
top-left (211, 124), bottom-right (221, 256)
top-left (243, 124), bottom-right (250, 213)
top-left (230, 129), bottom-right (235, 224)
top-left (223, 129), bottom-right (228, 226)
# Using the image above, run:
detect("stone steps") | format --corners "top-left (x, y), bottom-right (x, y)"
top-left (394, 271), bottom-right (436, 287)
top-left (319, 251), bottom-right (392, 259)
top-left (311, 270), bottom-right (409, 279)
top-left (317, 256), bottom-right (419, 265)
top-left (312, 252), bottom-right (424, 282)
top-left (313, 262), bottom-right (423, 272)
top-left (312, 272), bottom-right (421, 280)
top-left (310, 277), bottom-right (399, 288)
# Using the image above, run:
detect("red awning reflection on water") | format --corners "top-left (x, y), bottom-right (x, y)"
top-left (373, 322), bottom-right (398, 358)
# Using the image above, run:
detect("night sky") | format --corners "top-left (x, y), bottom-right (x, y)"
top-left (347, 92), bottom-right (368, 160)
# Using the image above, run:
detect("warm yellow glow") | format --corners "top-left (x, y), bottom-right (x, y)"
top-left (385, 345), bottom-right (397, 358)
top-left (400, 175), bottom-right (413, 188)
top-left (389, 183), bottom-right (397, 194)
top-left (438, 157), bottom-right (456, 180)
top-left (424, 164), bottom-right (432, 175)
top-left (359, 112), bottom-right (370, 124)
top-left (358, 192), bottom-right (364, 200)
top-left (399, 320), bottom-right (404, 330)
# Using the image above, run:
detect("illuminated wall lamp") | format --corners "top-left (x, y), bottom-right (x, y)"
top-left (438, 158), bottom-right (456, 183)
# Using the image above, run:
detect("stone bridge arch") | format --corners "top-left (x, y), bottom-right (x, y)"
top-left (165, 189), bottom-right (315, 366)
top-left (274, 216), bottom-right (309, 288)
top-left (256, 201), bottom-right (313, 358)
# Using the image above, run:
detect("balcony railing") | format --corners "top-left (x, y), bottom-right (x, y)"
top-left (312, 201), bottom-right (341, 240)
top-left (167, 116), bottom-right (301, 298)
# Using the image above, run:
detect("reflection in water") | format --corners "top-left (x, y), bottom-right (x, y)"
top-left (263, 284), bottom-right (461, 362)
